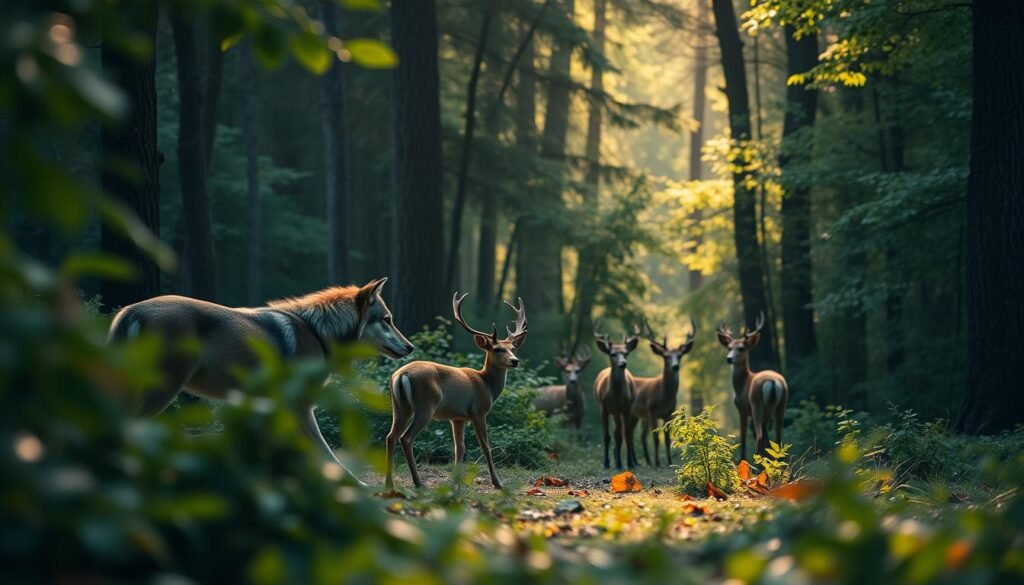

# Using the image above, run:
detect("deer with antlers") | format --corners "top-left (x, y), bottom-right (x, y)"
top-left (384, 292), bottom-right (527, 490)
top-left (593, 320), bottom-right (640, 469)
top-left (533, 347), bottom-right (592, 429)
top-left (631, 318), bottom-right (696, 467)
top-left (717, 312), bottom-right (789, 462)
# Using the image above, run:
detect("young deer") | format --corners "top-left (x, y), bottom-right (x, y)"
top-left (716, 312), bottom-right (788, 462)
top-left (631, 319), bottom-right (695, 467)
top-left (593, 321), bottom-right (640, 469)
top-left (532, 347), bottom-right (591, 429)
top-left (384, 292), bottom-right (527, 490)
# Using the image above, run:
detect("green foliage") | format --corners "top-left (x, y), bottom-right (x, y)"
top-left (664, 406), bottom-right (739, 494)
top-left (753, 441), bottom-right (791, 488)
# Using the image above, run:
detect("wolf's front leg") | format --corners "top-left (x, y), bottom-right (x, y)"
top-left (300, 407), bottom-right (366, 486)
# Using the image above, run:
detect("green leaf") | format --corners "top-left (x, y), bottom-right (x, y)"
top-left (341, 0), bottom-right (382, 11)
top-left (345, 39), bottom-right (398, 70)
top-left (61, 253), bottom-right (136, 282)
top-left (291, 32), bottom-right (332, 75)
top-left (254, 24), bottom-right (288, 70)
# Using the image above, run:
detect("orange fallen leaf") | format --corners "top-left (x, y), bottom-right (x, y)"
top-left (610, 471), bottom-right (643, 493)
top-left (946, 539), bottom-right (971, 570)
top-left (706, 482), bottom-right (728, 500)
top-left (737, 460), bottom-right (752, 480)
top-left (681, 502), bottom-right (707, 516)
top-left (677, 494), bottom-right (693, 501)
top-left (567, 489), bottom-right (591, 497)
top-left (756, 471), bottom-right (768, 487)
top-left (533, 476), bottom-right (569, 487)
top-left (770, 479), bottom-right (822, 501)
top-left (525, 488), bottom-right (547, 496)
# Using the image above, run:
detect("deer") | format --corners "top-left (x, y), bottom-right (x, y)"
top-left (532, 347), bottom-right (592, 429)
top-left (593, 320), bottom-right (640, 470)
top-left (384, 292), bottom-right (527, 490)
top-left (631, 318), bottom-right (696, 467)
top-left (716, 312), bottom-right (789, 463)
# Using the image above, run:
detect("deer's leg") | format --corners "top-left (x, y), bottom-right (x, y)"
top-left (601, 408), bottom-right (612, 469)
top-left (640, 417), bottom-right (652, 466)
top-left (451, 419), bottom-right (467, 465)
top-left (399, 410), bottom-right (434, 488)
top-left (137, 356), bottom-right (194, 416)
top-left (471, 415), bottom-right (502, 490)
top-left (385, 399), bottom-right (413, 489)
top-left (750, 398), bottom-right (767, 458)
top-left (662, 421), bottom-right (673, 465)
top-left (650, 415), bottom-right (660, 467)
top-left (613, 414), bottom-right (624, 470)
top-left (625, 415), bottom-right (638, 468)
top-left (774, 405), bottom-right (785, 448)
top-left (739, 411), bottom-right (749, 463)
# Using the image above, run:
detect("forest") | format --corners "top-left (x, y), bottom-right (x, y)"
top-left (2, 0), bottom-right (1023, 583)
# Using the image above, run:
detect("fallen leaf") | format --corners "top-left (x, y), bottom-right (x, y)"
top-left (706, 482), bottom-right (728, 500)
top-left (737, 460), bottom-right (752, 480)
top-left (756, 471), bottom-right (768, 487)
top-left (567, 489), bottom-right (591, 497)
top-left (525, 488), bottom-right (547, 497)
top-left (945, 539), bottom-right (971, 570)
top-left (770, 479), bottom-right (822, 501)
top-left (653, 488), bottom-right (663, 495)
top-left (610, 471), bottom-right (643, 493)
top-left (533, 476), bottom-right (569, 487)
top-left (681, 502), bottom-right (707, 516)
top-left (678, 494), bottom-right (694, 501)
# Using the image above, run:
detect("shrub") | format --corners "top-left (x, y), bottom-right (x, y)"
top-left (663, 406), bottom-right (739, 494)
top-left (753, 441), bottom-right (792, 487)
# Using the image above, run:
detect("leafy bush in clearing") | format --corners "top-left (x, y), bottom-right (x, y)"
top-left (663, 406), bottom-right (739, 495)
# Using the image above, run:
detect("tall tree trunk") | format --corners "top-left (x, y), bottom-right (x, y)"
top-left (517, 0), bottom-right (573, 315)
top-left (203, 32), bottom-right (223, 174)
top-left (322, 0), bottom-right (351, 285)
top-left (687, 0), bottom-right (709, 295)
top-left (243, 41), bottom-right (261, 305)
top-left (446, 2), bottom-right (494, 289)
top-left (391, 0), bottom-right (446, 332)
top-left (100, 0), bottom-right (161, 309)
top-left (172, 18), bottom-right (217, 300)
top-left (779, 27), bottom-right (819, 380)
top-left (710, 0), bottom-right (777, 369)
top-left (571, 0), bottom-right (605, 350)
top-left (956, 0), bottom-right (1024, 434)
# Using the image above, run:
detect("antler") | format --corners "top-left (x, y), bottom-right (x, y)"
top-left (452, 292), bottom-right (497, 340)
top-left (718, 319), bottom-right (735, 340)
top-left (502, 297), bottom-right (528, 346)
top-left (745, 311), bottom-right (766, 338)
top-left (641, 318), bottom-right (667, 350)
top-left (593, 318), bottom-right (611, 344)
top-left (575, 345), bottom-right (592, 363)
top-left (686, 318), bottom-right (697, 342)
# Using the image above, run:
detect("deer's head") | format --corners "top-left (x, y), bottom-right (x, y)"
top-left (717, 311), bottom-right (765, 365)
top-left (642, 318), bottom-right (696, 372)
top-left (553, 346), bottom-right (592, 385)
top-left (593, 320), bottom-right (639, 369)
top-left (453, 292), bottom-right (528, 369)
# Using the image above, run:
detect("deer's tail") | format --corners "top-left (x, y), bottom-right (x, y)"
top-left (763, 379), bottom-right (782, 407)
top-left (108, 307), bottom-right (142, 343)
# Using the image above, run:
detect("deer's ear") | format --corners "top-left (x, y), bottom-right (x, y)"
top-left (716, 332), bottom-right (732, 348)
top-left (554, 356), bottom-right (568, 369)
top-left (680, 339), bottom-right (695, 355)
top-left (595, 338), bottom-right (612, 354)
top-left (625, 337), bottom-right (639, 352)
top-left (649, 342), bottom-right (665, 356)
top-left (745, 332), bottom-right (761, 348)
top-left (473, 334), bottom-right (492, 350)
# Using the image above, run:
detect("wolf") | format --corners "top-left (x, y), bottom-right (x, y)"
top-left (108, 277), bottom-right (413, 478)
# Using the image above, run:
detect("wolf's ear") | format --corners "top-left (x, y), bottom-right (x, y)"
top-left (358, 277), bottom-right (388, 307)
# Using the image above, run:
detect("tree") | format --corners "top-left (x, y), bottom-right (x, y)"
top-left (243, 40), bottom-right (261, 305)
top-left (687, 0), bottom-right (709, 295)
top-left (957, 0), bottom-right (1024, 434)
top-left (321, 0), bottom-right (351, 285)
top-left (391, 0), bottom-right (446, 332)
top-left (100, 0), bottom-right (161, 309)
top-left (779, 27), bottom-right (819, 378)
top-left (172, 16), bottom-right (217, 300)
top-left (710, 0), bottom-right (777, 369)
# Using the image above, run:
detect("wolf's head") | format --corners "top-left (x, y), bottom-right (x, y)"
top-left (355, 278), bottom-right (414, 359)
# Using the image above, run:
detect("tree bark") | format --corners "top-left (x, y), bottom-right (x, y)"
top-left (391, 0), bottom-right (446, 332)
top-left (956, 0), bottom-right (1024, 434)
top-left (446, 2), bottom-right (494, 289)
top-left (571, 0), bottom-right (605, 350)
top-left (779, 27), bottom-right (819, 378)
top-left (322, 0), bottom-right (351, 285)
top-left (687, 0), bottom-right (709, 295)
top-left (517, 0), bottom-right (573, 315)
top-left (172, 18), bottom-right (217, 300)
top-left (243, 41), bottom-right (261, 305)
top-left (203, 30), bottom-right (223, 174)
top-left (711, 0), bottom-right (778, 369)
top-left (100, 0), bottom-right (161, 309)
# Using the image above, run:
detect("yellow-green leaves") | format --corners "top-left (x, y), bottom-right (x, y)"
top-left (292, 31), bottom-right (333, 74)
top-left (344, 39), bottom-right (398, 69)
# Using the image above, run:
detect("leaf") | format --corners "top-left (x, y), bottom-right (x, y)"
top-left (341, 0), bottom-right (382, 10)
top-left (525, 488), bottom-right (546, 497)
top-left (254, 24), bottom-right (288, 70)
top-left (345, 39), bottom-right (398, 69)
top-left (291, 31), bottom-right (332, 74)
top-left (756, 471), bottom-right (768, 487)
top-left (61, 253), bottom-right (135, 282)
top-left (567, 489), bottom-right (590, 497)
top-left (533, 476), bottom-right (569, 487)
top-left (681, 502), bottom-right (707, 516)
top-left (737, 460), bottom-right (752, 480)
top-left (771, 480), bottom-right (821, 501)
top-left (706, 482), bottom-right (728, 500)
top-left (610, 471), bottom-right (643, 493)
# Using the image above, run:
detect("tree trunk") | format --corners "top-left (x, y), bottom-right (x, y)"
top-left (571, 0), bottom-right (605, 350)
top-left (779, 27), bottom-right (819, 378)
top-left (687, 0), bottom-right (709, 295)
top-left (99, 0), bottom-right (161, 309)
top-left (203, 30), bottom-right (223, 174)
top-left (322, 0), bottom-right (351, 285)
top-left (517, 0), bottom-right (573, 315)
top-left (956, 0), bottom-right (1024, 434)
top-left (710, 0), bottom-right (777, 369)
top-left (172, 18), bottom-right (217, 301)
top-left (243, 41), bottom-right (261, 305)
top-left (391, 0), bottom-right (446, 332)
top-left (446, 2), bottom-right (494, 289)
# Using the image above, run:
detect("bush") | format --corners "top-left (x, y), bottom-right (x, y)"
top-left (663, 406), bottom-right (739, 494)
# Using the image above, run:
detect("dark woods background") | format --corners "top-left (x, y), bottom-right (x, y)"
top-left (4, 0), bottom-right (1022, 434)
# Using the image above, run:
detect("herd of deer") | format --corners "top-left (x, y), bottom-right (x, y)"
top-left (110, 279), bottom-right (788, 491)
top-left (385, 292), bottom-right (789, 490)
